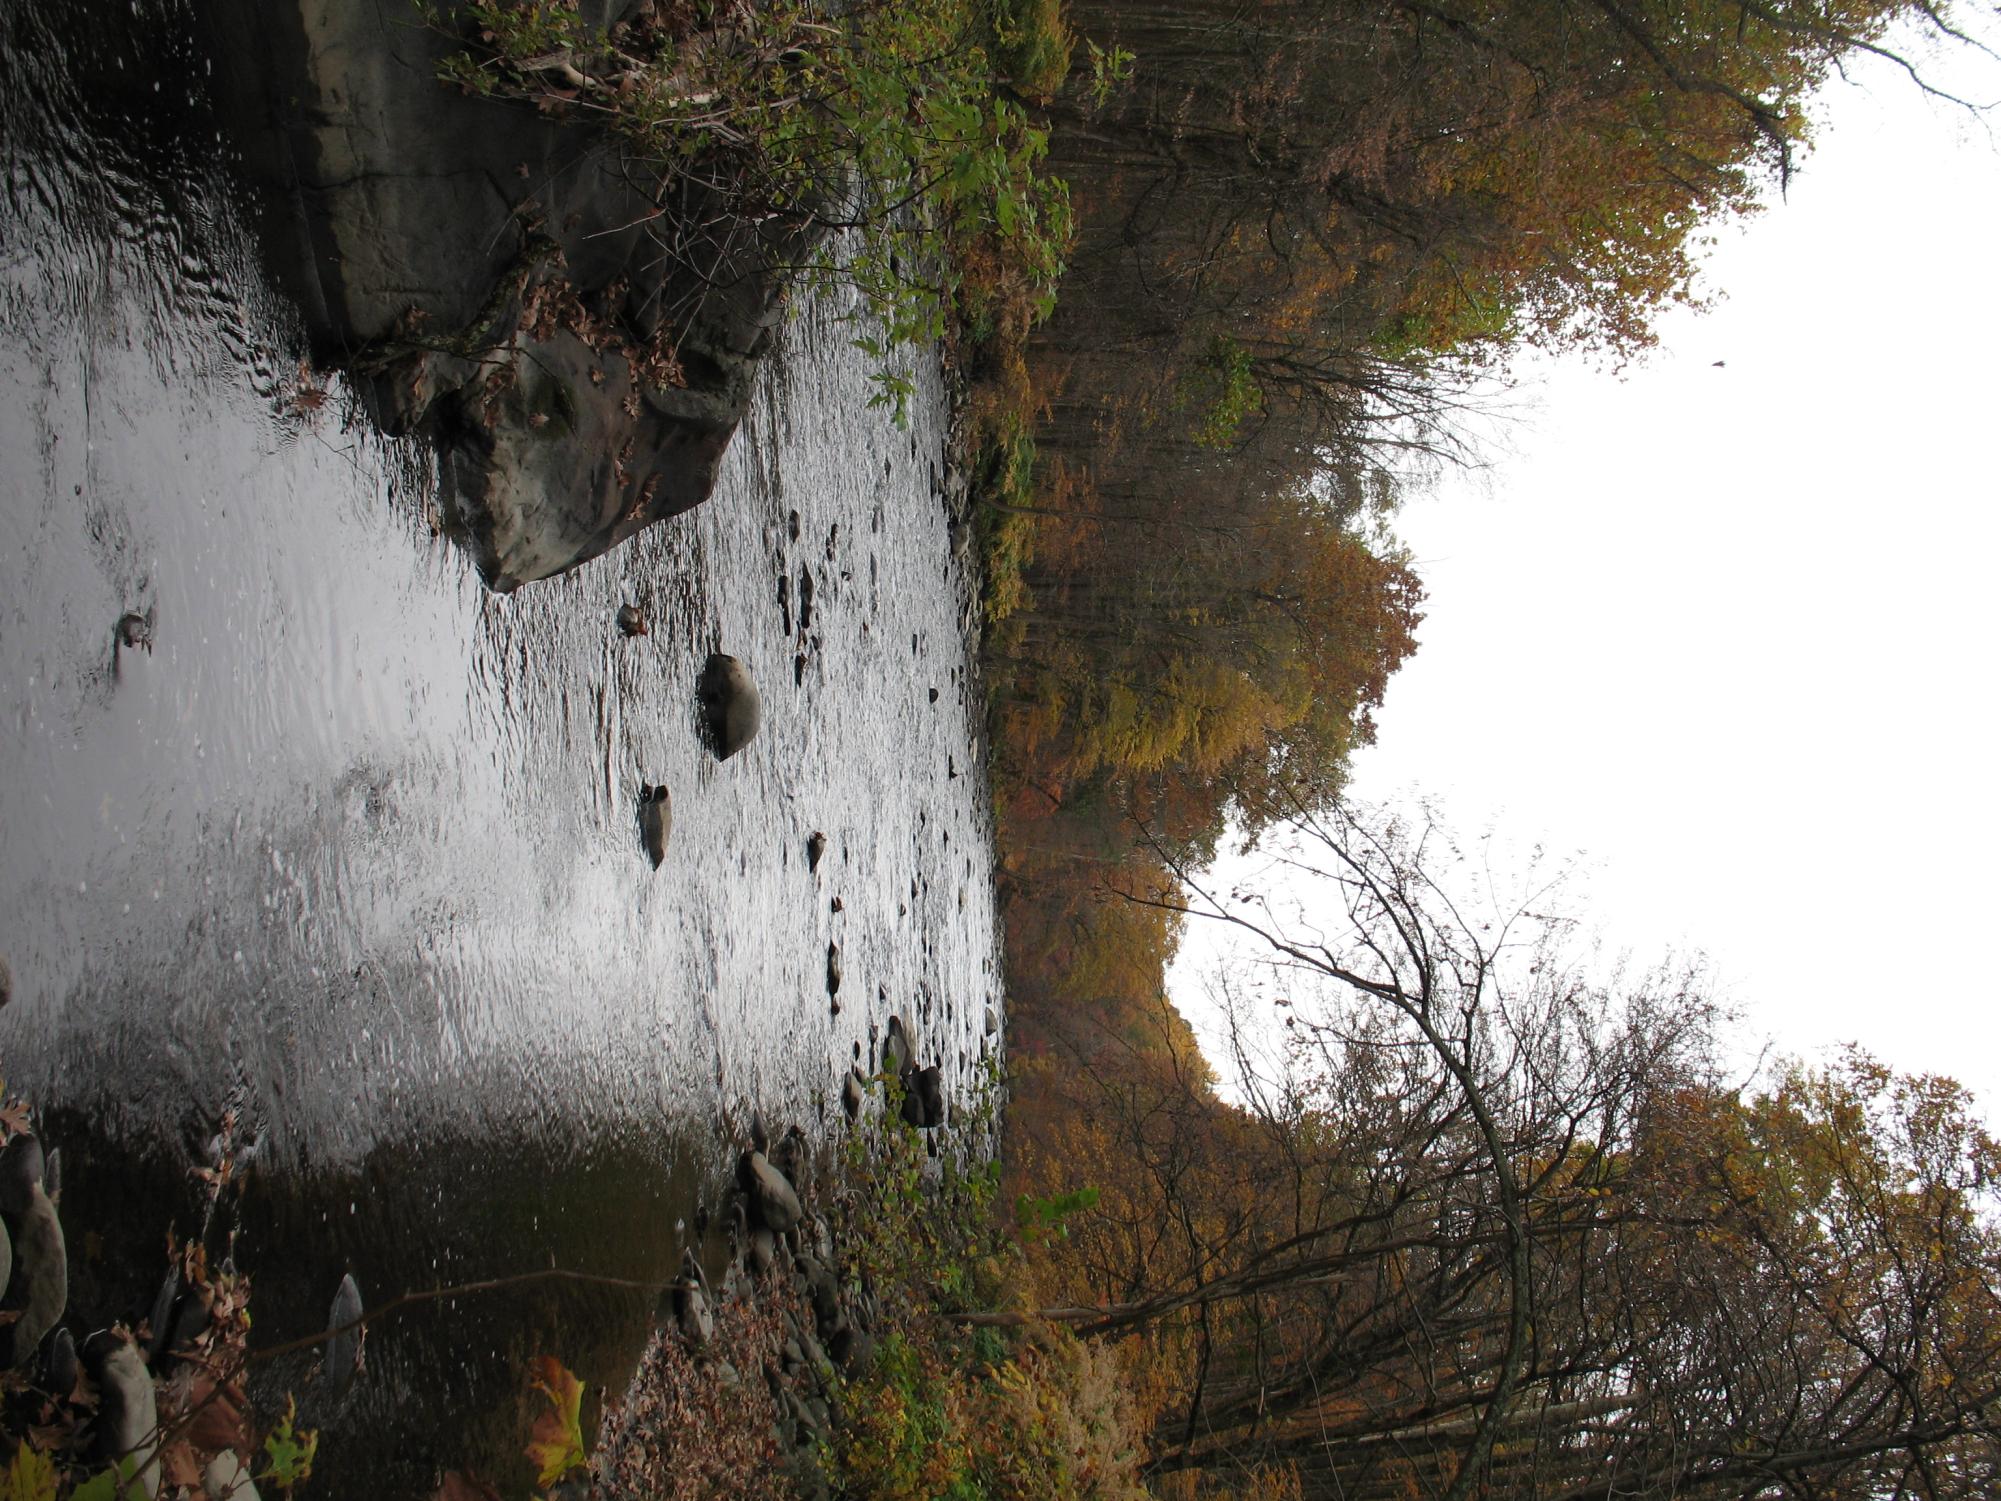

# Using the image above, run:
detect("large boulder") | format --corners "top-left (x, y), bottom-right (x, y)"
top-left (189, 0), bottom-right (812, 590)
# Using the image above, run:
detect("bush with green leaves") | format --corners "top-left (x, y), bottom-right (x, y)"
top-left (824, 1068), bottom-right (1147, 1501)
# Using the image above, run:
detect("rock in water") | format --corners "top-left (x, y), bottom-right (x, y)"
top-left (698, 654), bottom-right (761, 759)
top-left (910, 1065), bottom-right (945, 1129)
top-left (880, 1016), bottom-right (912, 1080)
top-left (86, 1336), bottom-right (160, 1499)
top-left (806, 831), bottom-right (827, 872)
top-left (616, 603), bottom-right (648, 637)
top-left (841, 1069), bottom-right (865, 1121)
top-left (671, 1251), bottom-right (713, 1349)
top-left (639, 784), bottom-right (672, 868)
top-left (826, 942), bottom-right (843, 998)
top-left (144, 1268), bottom-right (180, 1368)
top-left (325, 1273), bottom-right (363, 1392)
top-left (116, 611), bottom-right (154, 653)
top-left (0, 1135), bottom-right (65, 1369)
top-left (736, 1150), bottom-right (802, 1236)
top-left (45, 1326), bottom-right (77, 1397)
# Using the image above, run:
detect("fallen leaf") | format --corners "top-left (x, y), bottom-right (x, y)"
top-left (523, 1355), bottom-right (587, 1486)
top-left (182, 1373), bottom-right (251, 1453)
top-left (0, 1444), bottom-right (56, 1501)
top-left (159, 1442), bottom-right (203, 1491)
top-left (431, 1472), bottom-right (504, 1501)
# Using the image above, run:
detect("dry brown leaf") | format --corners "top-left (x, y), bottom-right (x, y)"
top-left (431, 1472), bottom-right (504, 1501)
top-left (160, 1440), bottom-right (204, 1491)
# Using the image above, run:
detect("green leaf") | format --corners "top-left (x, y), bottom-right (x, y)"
top-left (260, 1396), bottom-right (319, 1492)
top-left (0, 1447), bottom-right (57, 1501)
top-left (523, 1354), bottom-right (588, 1486)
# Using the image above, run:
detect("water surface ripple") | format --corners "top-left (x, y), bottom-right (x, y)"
top-left (0, 4), bottom-right (999, 1490)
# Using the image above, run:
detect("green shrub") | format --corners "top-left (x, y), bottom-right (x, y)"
top-left (987, 0), bottom-right (1075, 100)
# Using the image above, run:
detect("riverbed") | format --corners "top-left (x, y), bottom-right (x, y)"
top-left (0, 2), bottom-right (1001, 1491)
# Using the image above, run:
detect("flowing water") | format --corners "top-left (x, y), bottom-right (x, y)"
top-left (0, 3), bottom-right (1000, 1491)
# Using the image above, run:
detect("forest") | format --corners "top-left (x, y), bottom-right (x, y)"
top-left (982, 0), bottom-right (2001, 1496)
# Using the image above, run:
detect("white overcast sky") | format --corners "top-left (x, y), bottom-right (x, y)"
top-left (1170, 27), bottom-right (2001, 1110)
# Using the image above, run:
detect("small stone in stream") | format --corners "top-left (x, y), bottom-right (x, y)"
top-left (830, 896), bottom-right (843, 913)
top-left (697, 653), bottom-right (761, 759)
top-left (881, 1016), bottom-right (912, 1079)
top-left (145, 1268), bottom-right (180, 1367)
top-left (639, 784), bottom-right (672, 869)
top-left (826, 942), bottom-right (842, 997)
top-left (738, 1151), bottom-right (803, 1235)
top-left (794, 653), bottom-right (806, 685)
top-left (45, 1327), bottom-right (76, 1397)
top-left (672, 1251), bottom-right (713, 1348)
top-left (787, 509), bottom-right (800, 541)
top-left (806, 832), bottom-right (827, 872)
top-left (910, 1065), bottom-right (944, 1127)
top-left (325, 1272), bottom-right (364, 1392)
top-left (928, 687), bottom-right (938, 703)
top-left (116, 610), bottom-right (154, 653)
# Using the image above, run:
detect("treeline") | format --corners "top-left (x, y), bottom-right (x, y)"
top-left (986, 0), bottom-right (1962, 1054)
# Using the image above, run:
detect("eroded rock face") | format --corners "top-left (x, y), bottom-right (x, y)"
top-left (192, 0), bottom-right (805, 590)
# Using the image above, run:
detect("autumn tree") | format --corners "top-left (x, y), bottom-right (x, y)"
top-left (1000, 803), bottom-right (2001, 1500)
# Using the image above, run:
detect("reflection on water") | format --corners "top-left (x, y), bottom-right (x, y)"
top-left (0, 2), bottom-right (1000, 1492)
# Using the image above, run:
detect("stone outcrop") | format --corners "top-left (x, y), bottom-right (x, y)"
top-left (192, 0), bottom-right (806, 589)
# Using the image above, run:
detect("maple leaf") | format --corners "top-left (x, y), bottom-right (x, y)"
top-left (0, 1444), bottom-right (56, 1501)
top-left (259, 1397), bottom-right (317, 1493)
top-left (523, 1355), bottom-right (588, 1487)
top-left (0, 1099), bottom-right (29, 1139)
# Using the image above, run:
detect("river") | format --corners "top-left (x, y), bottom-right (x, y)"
top-left (0, 2), bottom-right (1001, 1491)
